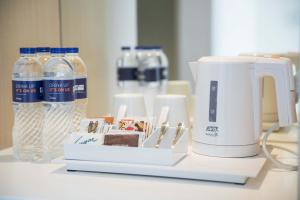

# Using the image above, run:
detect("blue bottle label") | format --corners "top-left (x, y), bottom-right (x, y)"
top-left (12, 80), bottom-right (43, 103)
top-left (144, 68), bottom-right (160, 82)
top-left (160, 67), bottom-right (168, 80)
top-left (75, 78), bottom-right (87, 99)
top-left (118, 68), bottom-right (138, 81)
top-left (43, 79), bottom-right (74, 102)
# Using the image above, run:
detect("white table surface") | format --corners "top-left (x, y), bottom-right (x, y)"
top-left (0, 126), bottom-right (298, 200)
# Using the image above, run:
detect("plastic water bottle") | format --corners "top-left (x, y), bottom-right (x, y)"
top-left (155, 46), bottom-right (168, 94)
top-left (295, 69), bottom-right (300, 122)
top-left (42, 47), bottom-right (75, 161)
top-left (117, 46), bottom-right (139, 93)
top-left (36, 47), bottom-right (51, 65)
top-left (138, 46), bottom-right (161, 88)
top-left (135, 46), bottom-right (146, 86)
top-left (136, 45), bottom-right (161, 116)
top-left (65, 47), bottom-right (88, 132)
top-left (12, 47), bottom-right (43, 162)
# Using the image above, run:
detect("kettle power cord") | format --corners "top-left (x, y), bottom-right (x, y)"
top-left (262, 122), bottom-right (298, 171)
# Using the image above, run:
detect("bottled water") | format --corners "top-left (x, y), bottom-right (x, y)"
top-left (137, 46), bottom-right (161, 88)
top-left (135, 46), bottom-right (147, 86)
top-left (117, 46), bottom-right (139, 93)
top-left (36, 47), bottom-right (51, 65)
top-left (155, 46), bottom-right (169, 93)
top-left (12, 47), bottom-right (43, 162)
top-left (115, 45), bottom-right (169, 116)
top-left (42, 47), bottom-right (75, 161)
top-left (136, 46), bottom-right (161, 116)
top-left (65, 47), bottom-right (88, 132)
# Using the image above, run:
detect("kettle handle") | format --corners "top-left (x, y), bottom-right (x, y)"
top-left (254, 59), bottom-right (297, 127)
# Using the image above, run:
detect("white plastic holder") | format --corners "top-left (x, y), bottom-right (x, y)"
top-left (64, 127), bottom-right (188, 166)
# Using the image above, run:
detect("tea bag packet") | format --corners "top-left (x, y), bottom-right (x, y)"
top-left (118, 119), bottom-right (135, 131)
top-left (101, 117), bottom-right (156, 147)
top-left (80, 118), bottom-right (105, 133)
top-left (99, 116), bottom-right (114, 124)
top-left (118, 117), bottom-right (155, 140)
top-left (79, 117), bottom-right (116, 134)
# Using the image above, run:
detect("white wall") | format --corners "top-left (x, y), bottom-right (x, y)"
top-left (137, 0), bottom-right (176, 79)
top-left (106, 0), bottom-right (137, 113)
top-left (175, 0), bottom-right (299, 89)
top-left (61, 0), bottom-right (137, 116)
top-left (211, 0), bottom-right (300, 55)
top-left (175, 0), bottom-right (211, 83)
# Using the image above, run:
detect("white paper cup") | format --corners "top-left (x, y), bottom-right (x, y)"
top-left (167, 80), bottom-right (191, 112)
top-left (153, 94), bottom-right (189, 127)
top-left (113, 93), bottom-right (147, 120)
top-left (167, 80), bottom-right (191, 97)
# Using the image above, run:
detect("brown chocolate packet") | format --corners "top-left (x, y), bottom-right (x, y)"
top-left (104, 134), bottom-right (139, 147)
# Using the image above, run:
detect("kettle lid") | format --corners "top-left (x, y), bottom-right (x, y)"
top-left (198, 56), bottom-right (256, 63)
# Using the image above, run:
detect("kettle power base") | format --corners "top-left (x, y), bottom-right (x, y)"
top-left (192, 141), bottom-right (260, 158)
top-left (55, 152), bottom-right (266, 184)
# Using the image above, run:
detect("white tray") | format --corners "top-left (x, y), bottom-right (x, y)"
top-left (56, 151), bottom-right (266, 184)
top-left (64, 128), bottom-right (189, 166)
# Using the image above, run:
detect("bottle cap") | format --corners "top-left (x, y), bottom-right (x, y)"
top-left (65, 47), bottom-right (79, 53)
top-left (151, 45), bottom-right (162, 50)
top-left (142, 46), bottom-right (151, 50)
top-left (121, 46), bottom-right (130, 50)
top-left (36, 47), bottom-right (50, 53)
top-left (135, 45), bottom-right (161, 50)
top-left (135, 46), bottom-right (146, 50)
top-left (20, 47), bottom-right (36, 54)
top-left (50, 48), bottom-right (66, 54)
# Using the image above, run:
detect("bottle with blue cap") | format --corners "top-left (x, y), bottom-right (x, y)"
top-left (36, 47), bottom-right (51, 65)
top-left (152, 46), bottom-right (169, 93)
top-left (135, 45), bottom-right (161, 116)
top-left (65, 47), bottom-right (88, 131)
top-left (136, 45), bottom-right (161, 87)
top-left (135, 46), bottom-right (146, 84)
top-left (42, 47), bottom-right (75, 161)
top-left (116, 46), bottom-right (139, 93)
top-left (12, 47), bottom-right (44, 162)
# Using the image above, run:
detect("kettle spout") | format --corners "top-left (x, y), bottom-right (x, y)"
top-left (189, 62), bottom-right (198, 81)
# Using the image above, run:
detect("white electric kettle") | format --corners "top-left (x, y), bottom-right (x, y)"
top-left (189, 56), bottom-right (297, 158)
